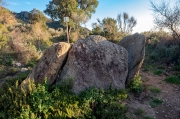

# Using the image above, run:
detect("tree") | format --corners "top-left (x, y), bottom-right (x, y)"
top-left (77, 0), bottom-right (98, 18)
top-left (30, 8), bottom-right (47, 24)
top-left (91, 17), bottom-right (124, 41)
top-left (91, 22), bottom-right (103, 35)
top-left (29, 8), bottom-right (48, 30)
top-left (71, 11), bottom-right (89, 37)
top-left (150, 0), bottom-right (180, 40)
top-left (102, 17), bottom-right (118, 40)
top-left (117, 12), bottom-right (137, 34)
top-left (44, 0), bottom-right (98, 42)
top-left (91, 13), bottom-right (136, 41)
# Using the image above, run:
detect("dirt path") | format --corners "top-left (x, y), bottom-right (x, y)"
top-left (125, 71), bottom-right (180, 119)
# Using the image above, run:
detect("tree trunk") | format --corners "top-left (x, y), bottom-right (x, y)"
top-left (68, 25), bottom-right (71, 42)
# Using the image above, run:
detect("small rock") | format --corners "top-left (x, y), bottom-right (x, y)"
top-left (163, 72), bottom-right (169, 76)
top-left (21, 68), bottom-right (28, 72)
top-left (15, 62), bottom-right (21, 67)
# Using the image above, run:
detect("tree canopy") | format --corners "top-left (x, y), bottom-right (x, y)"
top-left (44, 0), bottom-right (98, 42)
top-left (117, 12), bottom-right (137, 35)
top-left (91, 13), bottom-right (137, 42)
top-left (150, 0), bottom-right (180, 40)
top-left (30, 8), bottom-right (47, 24)
top-left (44, 0), bottom-right (98, 30)
top-left (29, 8), bottom-right (48, 29)
top-left (101, 17), bottom-right (118, 40)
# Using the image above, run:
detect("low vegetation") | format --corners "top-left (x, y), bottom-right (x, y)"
top-left (150, 98), bottom-right (163, 108)
top-left (1, 0), bottom-right (180, 118)
top-left (0, 76), bottom-right (128, 119)
top-left (134, 108), bottom-right (144, 117)
top-left (165, 75), bottom-right (180, 85)
top-left (148, 86), bottom-right (161, 93)
top-left (129, 75), bottom-right (143, 94)
top-left (145, 116), bottom-right (153, 119)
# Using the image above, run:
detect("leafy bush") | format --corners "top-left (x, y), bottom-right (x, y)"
top-left (0, 71), bottom-right (30, 118)
top-left (0, 35), bottom-right (7, 49)
top-left (80, 87), bottom-right (128, 119)
top-left (48, 28), bottom-right (63, 37)
top-left (145, 45), bottom-right (180, 64)
top-left (129, 75), bottom-right (143, 93)
top-left (0, 77), bottom-right (129, 119)
top-left (0, 53), bottom-right (14, 66)
top-left (27, 60), bottom-right (37, 68)
top-left (150, 98), bottom-right (163, 108)
top-left (164, 75), bottom-right (180, 85)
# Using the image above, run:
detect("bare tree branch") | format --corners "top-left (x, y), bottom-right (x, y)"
top-left (150, 0), bottom-right (180, 40)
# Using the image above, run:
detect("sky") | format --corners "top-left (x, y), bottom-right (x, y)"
top-left (5, 0), bottom-right (166, 33)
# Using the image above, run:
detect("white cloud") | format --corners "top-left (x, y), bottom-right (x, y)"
top-left (8, 2), bottom-right (20, 6)
top-left (25, 2), bottom-right (31, 5)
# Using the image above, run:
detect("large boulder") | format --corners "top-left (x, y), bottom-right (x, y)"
top-left (118, 33), bottom-right (145, 83)
top-left (21, 42), bottom-right (71, 87)
top-left (57, 35), bottom-right (128, 94)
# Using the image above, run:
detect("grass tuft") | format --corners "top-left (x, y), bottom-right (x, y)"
top-left (153, 69), bottom-right (164, 75)
top-left (148, 86), bottom-right (161, 93)
top-left (164, 75), bottom-right (180, 85)
top-left (150, 98), bottom-right (163, 108)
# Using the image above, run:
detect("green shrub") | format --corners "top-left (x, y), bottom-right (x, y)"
top-left (1, 71), bottom-right (30, 89)
top-left (153, 69), bottom-right (164, 75)
top-left (173, 65), bottom-right (180, 71)
top-left (148, 86), bottom-right (161, 93)
top-left (145, 116), bottom-right (153, 119)
top-left (145, 45), bottom-right (180, 64)
top-left (0, 77), bottom-right (129, 119)
top-left (129, 75), bottom-right (143, 93)
top-left (0, 35), bottom-right (8, 49)
top-left (27, 60), bottom-right (37, 68)
top-left (37, 38), bottom-right (52, 51)
top-left (56, 33), bottom-right (67, 42)
top-left (80, 87), bottom-right (128, 119)
top-left (0, 54), bottom-right (14, 66)
top-left (134, 108), bottom-right (144, 116)
top-left (165, 75), bottom-right (180, 85)
top-left (0, 71), bottom-right (30, 118)
top-left (150, 98), bottom-right (163, 108)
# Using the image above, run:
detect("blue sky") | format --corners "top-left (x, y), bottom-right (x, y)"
top-left (5, 0), bottom-right (166, 33)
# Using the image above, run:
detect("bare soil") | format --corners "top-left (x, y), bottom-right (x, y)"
top-left (125, 71), bottom-right (180, 119)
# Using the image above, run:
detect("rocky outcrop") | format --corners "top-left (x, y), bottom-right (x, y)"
top-left (57, 35), bottom-right (128, 94)
top-left (15, 11), bottom-right (31, 23)
top-left (21, 42), bottom-right (71, 87)
top-left (118, 33), bottom-right (145, 83)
